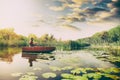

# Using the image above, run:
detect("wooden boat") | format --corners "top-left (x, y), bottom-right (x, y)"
top-left (22, 46), bottom-right (56, 53)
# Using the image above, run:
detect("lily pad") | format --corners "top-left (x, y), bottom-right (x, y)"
top-left (19, 75), bottom-right (38, 80)
top-left (71, 69), bottom-right (81, 75)
top-left (98, 68), bottom-right (120, 74)
top-left (42, 72), bottom-right (56, 78)
top-left (110, 68), bottom-right (120, 73)
top-left (83, 73), bottom-right (102, 79)
top-left (49, 66), bottom-right (61, 71)
top-left (103, 74), bottom-right (120, 80)
top-left (73, 76), bottom-right (88, 80)
top-left (33, 67), bottom-right (42, 71)
top-left (26, 72), bottom-right (35, 75)
top-left (61, 79), bottom-right (72, 80)
top-left (11, 72), bottom-right (23, 77)
top-left (61, 73), bottom-right (74, 79)
top-left (71, 68), bottom-right (87, 75)
top-left (62, 66), bottom-right (73, 70)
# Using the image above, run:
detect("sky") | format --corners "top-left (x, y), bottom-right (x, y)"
top-left (0, 0), bottom-right (120, 40)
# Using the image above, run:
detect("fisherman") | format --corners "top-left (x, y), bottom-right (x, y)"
top-left (29, 38), bottom-right (34, 47)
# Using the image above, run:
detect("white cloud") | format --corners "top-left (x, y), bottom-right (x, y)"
top-left (96, 11), bottom-right (112, 19)
top-left (49, 3), bottom-right (67, 11)
top-left (50, 0), bottom-right (120, 23)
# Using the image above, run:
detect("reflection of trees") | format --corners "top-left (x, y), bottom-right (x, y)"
top-left (22, 53), bottom-right (55, 67)
top-left (0, 54), bottom-right (13, 63)
top-left (0, 47), bottom-right (21, 63)
top-left (22, 53), bottom-right (37, 67)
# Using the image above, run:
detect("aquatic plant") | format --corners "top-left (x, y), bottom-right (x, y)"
top-left (61, 66), bottom-right (73, 70)
top-left (61, 73), bottom-right (74, 79)
top-left (71, 68), bottom-right (87, 75)
top-left (42, 72), bottom-right (56, 78)
top-left (83, 73), bottom-right (102, 79)
top-left (49, 66), bottom-right (61, 71)
top-left (73, 76), bottom-right (88, 80)
top-left (26, 72), bottom-right (35, 75)
top-left (19, 75), bottom-right (38, 80)
top-left (103, 74), bottom-right (120, 80)
top-left (61, 73), bottom-right (88, 80)
top-left (11, 72), bottom-right (23, 77)
top-left (19, 72), bottom-right (37, 80)
top-left (33, 67), bottom-right (42, 71)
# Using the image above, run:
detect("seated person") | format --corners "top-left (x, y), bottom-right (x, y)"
top-left (29, 38), bottom-right (34, 47)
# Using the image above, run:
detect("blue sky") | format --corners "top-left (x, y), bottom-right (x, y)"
top-left (0, 0), bottom-right (119, 40)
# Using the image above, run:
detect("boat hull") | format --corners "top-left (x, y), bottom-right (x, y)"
top-left (22, 46), bottom-right (56, 53)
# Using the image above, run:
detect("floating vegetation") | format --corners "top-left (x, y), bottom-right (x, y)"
top-left (61, 73), bottom-right (88, 80)
top-left (85, 68), bottom-right (94, 71)
top-left (11, 72), bottom-right (23, 77)
top-left (42, 72), bottom-right (56, 78)
top-left (83, 73), bottom-right (102, 79)
top-left (37, 54), bottom-right (55, 61)
top-left (92, 50), bottom-right (120, 67)
top-left (19, 72), bottom-right (38, 80)
top-left (49, 66), bottom-right (61, 71)
top-left (61, 66), bottom-right (73, 70)
top-left (61, 79), bottom-right (72, 80)
top-left (61, 68), bottom-right (120, 80)
top-left (19, 75), bottom-right (38, 80)
top-left (103, 74), bottom-right (120, 80)
top-left (73, 76), bottom-right (88, 80)
top-left (97, 67), bottom-right (120, 73)
top-left (26, 72), bottom-right (35, 75)
top-left (9, 50), bottom-right (120, 80)
top-left (71, 68), bottom-right (87, 75)
top-left (61, 73), bottom-right (74, 79)
top-left (33, 67), bottom-right (42, 71)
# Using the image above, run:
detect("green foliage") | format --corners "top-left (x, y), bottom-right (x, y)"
top-left (71, 68), bottom-right (87, 75)
top-left (0, 28), bottom-right (28, 47)
top-left (61, 73), bottom-right (74, 79)
top-left (1, 25), bottom-right (119, 51)
top-left (11, 72), bottom-right (23, 77)
top-left (49, 66), bottom-right (61, 71)
top-left (19, 72), bottom-right (38, 80)
top-left (0, 27), bottom-right (90, 50)
top-left (78, 25), bottom-right (120, 46)
top-left (57, 40), bottom-right (90, 50)
top-left (61, 66), bottom-right (73, 70)
top-left (42, 72), bottom-right (56, 78)
top-left (0, 47), bottom-right (21, 62)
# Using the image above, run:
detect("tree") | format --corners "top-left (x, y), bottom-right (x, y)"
top-left (108, 25), bottom-right (120, 42)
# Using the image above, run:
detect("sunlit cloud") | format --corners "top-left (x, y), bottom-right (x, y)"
top-left (49, 5), bottom-right (66, 11)
top-left (50, 0), bottom-right (120, 23)
top-left (60, 24), bottom-right (80, 31)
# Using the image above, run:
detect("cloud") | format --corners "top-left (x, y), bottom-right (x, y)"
top-left (72, 0), bottom-right (88, 5)
top-left (60, 24), bottom-right (80, 31)
top-left (49, 6), bottom-right (66, 11)
top-left (112, 0), bottom-right (120, 15)
top-left (49, 1), bottom-right (68, 11)
top-left (50, 0), bottom-right (120, 23)
top-left (95, 11), bottom-right (113, 19)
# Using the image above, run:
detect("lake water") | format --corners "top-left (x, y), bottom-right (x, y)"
top-left (0, 48), bottom-right (119, 80)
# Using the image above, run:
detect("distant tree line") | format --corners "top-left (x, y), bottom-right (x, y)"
top-left (1, 25), bottom-right (119, 50)
top-left (77, 25), bottom-right (120, 46)
top-left (0, 28), bottom-right (90, 50)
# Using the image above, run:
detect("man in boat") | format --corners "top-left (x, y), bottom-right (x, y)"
top-left (29, 38), bottom-right (34, 47)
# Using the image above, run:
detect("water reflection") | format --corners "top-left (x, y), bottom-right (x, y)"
top-left (0, 47), bottom-right (21, 63)
top-left (22, 53), bottom-right (37, 67)
top-left (21, 52), bottom-right (55, 67)
top-left (0, 48), bottom-right (119, 80)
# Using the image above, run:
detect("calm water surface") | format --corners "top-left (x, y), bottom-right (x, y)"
top-left (0, 48), bottom-right (117, 80)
